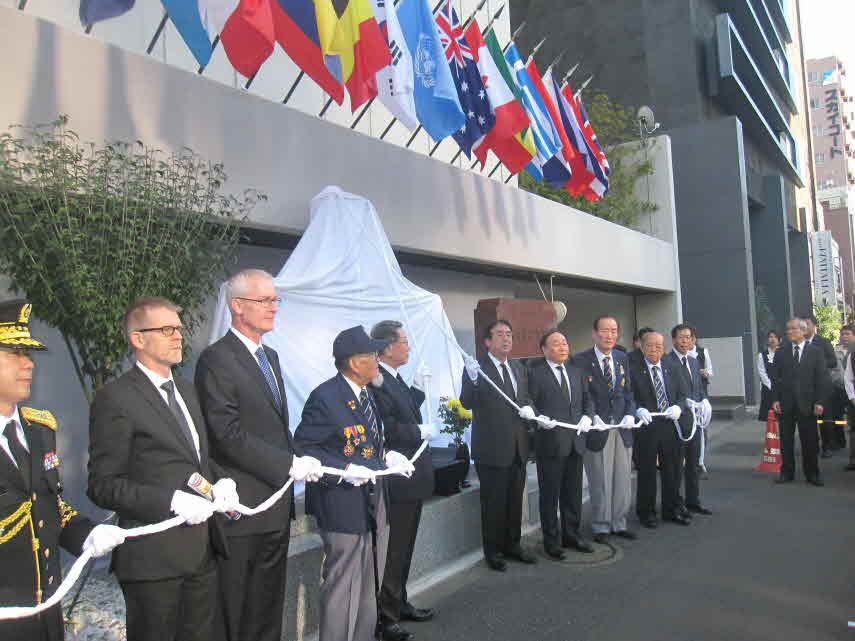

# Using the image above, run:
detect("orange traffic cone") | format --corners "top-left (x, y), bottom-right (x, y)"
top-left (756, 409), bottom-right (782, 473)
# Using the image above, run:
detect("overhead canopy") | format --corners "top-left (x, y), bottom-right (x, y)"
top-left (209, 186), bottom-right (466, 449)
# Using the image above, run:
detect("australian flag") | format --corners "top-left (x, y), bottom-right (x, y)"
top-left (435, 2), bottom-right (494, 158)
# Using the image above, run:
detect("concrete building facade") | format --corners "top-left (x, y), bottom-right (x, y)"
top-left (511, 0), bottom-right (820, 403)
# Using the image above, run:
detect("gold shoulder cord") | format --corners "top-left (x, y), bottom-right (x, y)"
top-left (58, 497), bottom-right (78, 528)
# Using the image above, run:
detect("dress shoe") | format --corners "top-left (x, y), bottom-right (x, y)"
top-left (545, 546), bottom-right (566, 560)
top-left (677, 506), bottom-right (693, 519)
top-left (775, 475), bottom-right (794, 484)
top-left (845, 462), bottom-right (855, 471)
top-left (485, 555), bottom-right (507, 572)
top-left (640, 517), bottom-right (658, 528)
top-left (592, 532), bottom-right (609, 544)
top-left (665, 514), bottom-right (691, 526)
top-left (380, 623), bottom-right (415, 641)
top-left (565, 538), bottom-right (595, 553)
top-left (806, 476), bottom-right (825, 486)
top-left (400, 605), bottom-right (434, 622)
top-left (821, 448), bottom-right (833, 459)
top-left (686, 504), bottom-right (713, 516)
top-left (614, 529), bottom-right (638, 540)
top-left (504, 546), bottom-right (537, 564)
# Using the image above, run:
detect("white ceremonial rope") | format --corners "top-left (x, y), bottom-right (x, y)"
top-left (0, 441), bottom-right (429, 620)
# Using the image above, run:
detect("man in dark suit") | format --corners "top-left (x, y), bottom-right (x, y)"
top-left (630, 331), bottom-right (693, 528)
top-left (194, 269), bottom-right (321, 641)
top-left (460, 320), bottom-right (537, 571)
top-left (89, 297), bottom-right (236, 641)
top-left (370, 321), bottom-right (436, 641)
top-left (627, 327), bottom-right (654, 369)
top-left (0, 300), bottom-right (124, 641)
top-left (295, 326), bottom-right (415, 641)
top-left (529, 329), bottom-right (595, 558)
top-left (803, 314), bottom-right (839, 458)
top-left (771, 318), bottom-right (831, 486)
top-left (663, 324), bottom-right (712, 516)
top-left (571, 316), bottom-right (637, 545)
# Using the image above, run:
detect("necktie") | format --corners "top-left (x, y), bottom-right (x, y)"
top-left (500, 362), bottom-right (516, 401)
top-left (359, 388), bottom-right (380, 440)
top-left (793, 345), bottom-right (800, 363)
top-left (603, 356), bottom-right (614, 393)
top-left (160, 381), bottom-right (199, 460)
top-left (4, 420), bottom-right (30, 487)
top-left (556, 365), bottom-right (571, 401)
top-left (255, 347), bottom-right (283, 412)
top-left (652, 366), bottom-right (668, 411)
top-left (681, 356), bottom-right (691, 380)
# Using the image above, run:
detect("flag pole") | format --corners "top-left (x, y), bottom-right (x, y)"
top-left (319, 97), bottom-right (335, 118)
top-left (378, 0), bottom-right (453, 143)
top-left (426, 0), bottom-right (493, 157)
top-left (575, 74), bottom-right (594, 98)
top-left (282, 71), bottom-right (305, 105)
top-left (146, 12), bottom-right (169, 55)
top-left (562, 61), bottom-right (580, 85)
top-left (199, 36), bottom-right (220, 74)
top-left (545, 49), bottom-right (565, 75)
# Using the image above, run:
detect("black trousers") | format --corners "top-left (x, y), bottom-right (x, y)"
top-left (475, 460), bottom-right (525, 558)
top-left (535, 448), bottom-right (584, 548)
top-left (635, 419), bottom-right (680, 520)
top-left (676, 429), bottom-right (702, 508)
top-left (121, 549), bottom-right (218, 641)
top-left (378, 500), bottom-right (423, 623)
top-left (779, 408), bottom-right (820, 480)
top-left (218, 529), bottom-right (290, 641)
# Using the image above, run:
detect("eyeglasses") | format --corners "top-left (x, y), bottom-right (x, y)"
top-left (236, 297), bottom-right (282, 307)
top-left (136, 326), bottom-right (184, 337)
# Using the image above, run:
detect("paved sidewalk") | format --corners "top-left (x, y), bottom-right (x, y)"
top-left (404, 412), bottom-right (855, 641)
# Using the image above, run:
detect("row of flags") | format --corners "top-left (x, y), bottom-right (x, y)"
top-left (79, 0), bottom-right (611, 201)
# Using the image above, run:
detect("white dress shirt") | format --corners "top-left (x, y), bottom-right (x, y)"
top-left (688, 346), bottom-right (713, 376)
top-left (343, 373), bottom-right (367, 400)
top-left (0, 405), bottom-right (27, 468)
top-left (672, 349), bottom-right (692, 381)
top-left (645, 360), bottom-right (669, 405)
top-left (488, 352), bottom-right (518, 395)
top-left (136, 360), bottom-right (200, 458)
top-left (757, 350), bottom-right (774, 390)
top-left (379, 361), bottom-right (399, 380)
top-left (594, 346), bottom-right (616, 387)
top-left (230, 327), bottom-right (281, 387)
top-left (546, 359), bottom-right (572, 403)
top-left (791, 339), bottom-right (806, 362)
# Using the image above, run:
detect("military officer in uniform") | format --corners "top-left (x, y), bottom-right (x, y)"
top-left (294, 326), bottom-right (415, 641)
top-left (0, 300), bottom-right (124, 641)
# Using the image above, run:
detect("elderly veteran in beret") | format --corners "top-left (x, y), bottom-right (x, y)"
top-left (0, 300), bottom-right (124, 641)
top-left (294, 326), bottom-right (415, 641)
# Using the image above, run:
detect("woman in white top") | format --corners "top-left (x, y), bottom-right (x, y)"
top-left (757, 330), bottom-right (780, 421)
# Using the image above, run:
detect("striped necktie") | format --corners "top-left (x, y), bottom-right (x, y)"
top-left (652, 365), bottom-right (668, 411)
top-left (255, 347), bottom-right (283, 412)
top-left (359, 388), bottom-right (380, 439)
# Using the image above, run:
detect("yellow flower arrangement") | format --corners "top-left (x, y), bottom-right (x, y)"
top-left (438, 396), bottom-right (472, 444)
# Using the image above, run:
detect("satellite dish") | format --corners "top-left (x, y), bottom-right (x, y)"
top-left (637, 106), bottom-right (655, 128)
top-left (552, 301), bottom-right (567, 324)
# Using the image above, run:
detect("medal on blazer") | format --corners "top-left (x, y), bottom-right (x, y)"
top-left (343, 426), bottom-right (357, 456)
top-left (362, 446), bottom-right (374, 459)
top-left (43, 451), bottom-right (60, 471)
top-left (347, 400), bottom-right (357, 410)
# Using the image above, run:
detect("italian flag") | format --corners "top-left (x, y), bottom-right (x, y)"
top-left (465, 21), bottom-right (533, 174)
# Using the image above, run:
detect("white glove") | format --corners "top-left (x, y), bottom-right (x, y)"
top-left (290, 455), bottom-right (323, 482)
top-left (636, 408), bottom-right (653, 425)
top-left (620, 415), bottom-right (636, 427)
top-left (593, 416), bottom-right (606, 430)
top-left (418, 423), bottom-right (439, 440)
top-left (464, 355), bottom-right (481, 382)
top-left (577, 415), bottom-right (593, 432)
top-left (83, 524), bottom-right (126, 558)
top-left (170, 490), bottom-right (216, 525)
top-left (665, 405), bottom-right (682, 421)
top-left (211, 478), bottom-right (240, 513)
top-left (518, 405), bottom-right (536, 421)
top-left (385, 450), bottom-right (415, 477)
top-left (342, 464), bottom-right (374, 486)
top-left (413, 363), bottom-right (432, 390)
top-left (536, 415), bottom-right (556, 430)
